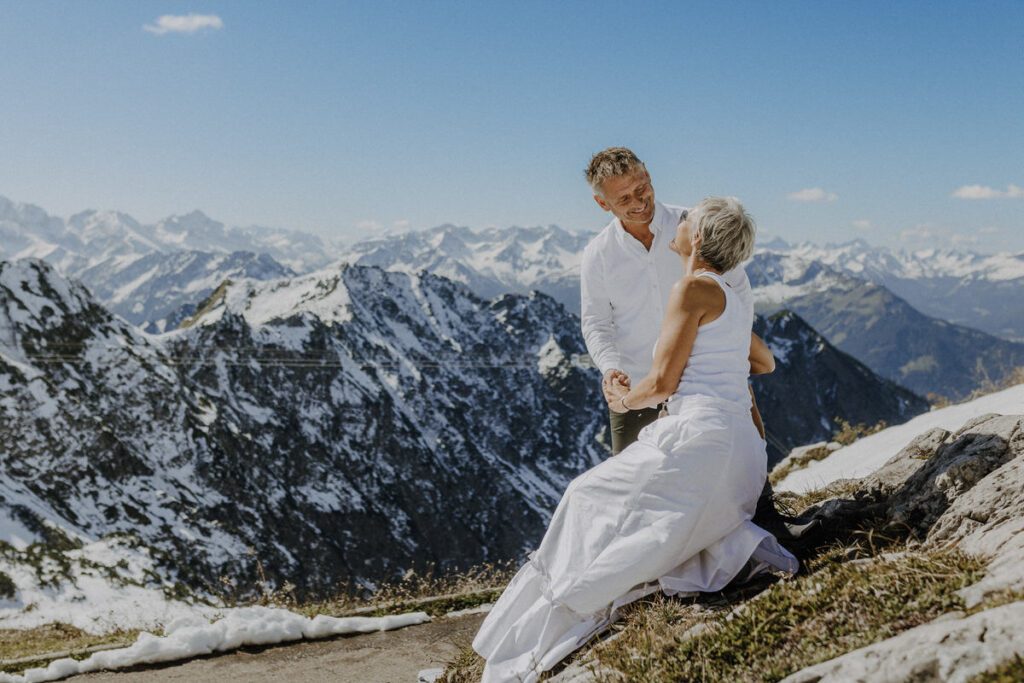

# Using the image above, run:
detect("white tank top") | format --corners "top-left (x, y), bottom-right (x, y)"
top-left (668, 271), bottom-right (753, 410)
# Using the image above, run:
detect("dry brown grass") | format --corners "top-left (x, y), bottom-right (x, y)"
top-left (0, 624), bottom-right (139, 673)
top-left (588, 547), bottom-right (983, 683)
top-left (288, 560), bottom-right (518, 619)
top-left (439, 474), bottom-right (986, 683)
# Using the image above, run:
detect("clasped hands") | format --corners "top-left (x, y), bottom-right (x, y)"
top-left (603, 369), bottom-right (631, 413)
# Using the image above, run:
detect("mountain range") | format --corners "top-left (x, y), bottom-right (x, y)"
top-left (747, 251), bottom-right (1024, 400)
top-left (0, 253), bottom-right (928, 604)
top-left (752, 310), bottom-right (928, 458)
top-left (0, 257), bottom-right (606, 598)
top-left (1, 191), bottom-right (1018, 600)
top-left (761, 238), bottom-right (1024, 341)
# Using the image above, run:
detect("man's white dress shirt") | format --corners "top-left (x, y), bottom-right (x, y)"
top-left (580, 200), bottom-right (751, 381)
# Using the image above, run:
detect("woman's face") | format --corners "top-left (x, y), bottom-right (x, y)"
top-left (670, 210), bottom-right (698, 256)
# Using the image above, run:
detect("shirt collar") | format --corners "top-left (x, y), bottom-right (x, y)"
top-left (612, 200), bottom-right (668, 250)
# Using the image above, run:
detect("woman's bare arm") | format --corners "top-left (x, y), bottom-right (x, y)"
top-left (749, 332), bottom-right (775, 375)
top-left (609, 277), bottom-right (721, 412)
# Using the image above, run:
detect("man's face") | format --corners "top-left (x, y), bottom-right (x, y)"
top-left (594, 169), bottom-right (655, 227)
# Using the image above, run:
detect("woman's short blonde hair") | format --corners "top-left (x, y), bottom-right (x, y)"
top-left (691, 196), bottom-right (756, 272)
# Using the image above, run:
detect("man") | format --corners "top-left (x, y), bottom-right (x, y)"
top-left (579, 146), bottom-right (816, 541)
top-left (582, 146), bottom-right (731, 452)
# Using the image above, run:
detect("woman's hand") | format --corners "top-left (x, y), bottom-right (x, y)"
top-left (602, 369), bottom-right (630, 406)
top-left (606, 375), bottom-right (631, 413)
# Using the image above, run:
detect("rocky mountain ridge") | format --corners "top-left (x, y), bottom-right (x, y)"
top-left (0, 256), bottom-right (929, 612)
top-left (762, 237), bottom-right (1024, 341)
top-left (0, 195), bottom-right (343, 274)
top-left (752, 310), bottom-right (928, 461)
top-left (0, 258), bottom-right (605, 602)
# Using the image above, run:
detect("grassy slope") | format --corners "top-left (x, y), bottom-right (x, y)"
top-left (437, 484), bottom-right (1010, 682)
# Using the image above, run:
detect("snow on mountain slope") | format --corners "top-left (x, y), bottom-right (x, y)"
top-left (72, 250), bottom-right (297, 332)
top-left (0, 196), bottom-right (83, 264)
top-left (772, 238), bottom-right (1024, 283)
top-left (775, 383), bottom-right (1024, 494)
top-left (342, 224), bottom-right (592, 313)
top-left (0, 257), bottom-right (605, 605)
top-left (759, 239), bottom-right (1024, 341)
top-left (0, 195), bottom-right (344, 276)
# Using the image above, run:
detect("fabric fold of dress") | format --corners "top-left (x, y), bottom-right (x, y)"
top-left (472, 395), bottom-right (799, 683)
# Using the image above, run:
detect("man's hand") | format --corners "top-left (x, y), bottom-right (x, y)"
top-left (603, 369), bottom-right (630, 407)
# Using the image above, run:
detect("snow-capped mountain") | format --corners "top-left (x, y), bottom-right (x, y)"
top-left (0, 196), bottom-right (85, 264)
top-left (340, 226), bottom-right (1024, 342)
top-left (0, 255), bottom-right (930, 606)
top-left (0, 195), bottom-right (344, 275)
top-left (0, 257), bottom-right (605, 599)
top-left (760, 238), bottom-right (1024, 341)
top-left (770, 275), bottom-right (1024, 401)
top-left (342, 223), bottom-right (592, 313)
top-left (771, 237), bottom-right (1024, 284)
top-left (732, 250), bottom-right (1024, 401)
top-left (752, 311), bottom-right (929, 462)
top-left (72, 250), bottom-right (297, 332)
top-left (339, 226), bottom-right (1024, 401)
top-left (0, 195), bottom-right (346, 334)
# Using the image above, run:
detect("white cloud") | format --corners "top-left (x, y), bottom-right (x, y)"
top-left (979, 226), bottom-right (1000, 234)
top-left (355, 220), bottom-right (382, 231)
top-left (951, 183), bottom-right (1024, 200)
top-left (392, 219), bottom-right (411, 230)
top-left (144, 14), bottom-right (224, 35)
top-left (787, 188), bottom-right (838, 203)
top-left (950, 234), bottom-right (979, 246)
top-left (851, 219), bottom-right (872, 230)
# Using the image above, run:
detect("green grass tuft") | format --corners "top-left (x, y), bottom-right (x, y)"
top-left (590, 548), bottom-right (984, 682)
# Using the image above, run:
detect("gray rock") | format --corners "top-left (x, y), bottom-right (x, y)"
top-left (780, 601), bottom-right (1024, 683)
top-left (788, 412), bottom-right (1024, 682)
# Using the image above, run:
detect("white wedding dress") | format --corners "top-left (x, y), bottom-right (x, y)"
top-left (472, 271), bottom-right (799, 683)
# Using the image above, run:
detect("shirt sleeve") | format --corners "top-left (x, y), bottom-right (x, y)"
top-left (580, 245), bottom-right (622, 376)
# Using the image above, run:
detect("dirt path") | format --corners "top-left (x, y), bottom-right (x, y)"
top-left (71, 611), bottom-right (487, 683)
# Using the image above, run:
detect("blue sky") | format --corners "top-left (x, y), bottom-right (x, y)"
top-left (1, 1), bottom-right (1022, 252)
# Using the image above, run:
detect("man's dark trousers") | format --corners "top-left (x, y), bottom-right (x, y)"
top-left (609, 406), bottom-right (662, 455)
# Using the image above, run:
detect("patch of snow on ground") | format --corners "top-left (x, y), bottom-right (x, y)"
top-left (776, 383), bottom-right (1024, 494)
top-left (0, 536), bottom-right (220, 635)
top-left (0, 607), bottom-right (430, 683)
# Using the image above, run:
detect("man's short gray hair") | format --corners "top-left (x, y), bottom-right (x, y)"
top-left (691, 196), bottom-right (756, 272)
top-left (585, 147), bottom-right (646, 196)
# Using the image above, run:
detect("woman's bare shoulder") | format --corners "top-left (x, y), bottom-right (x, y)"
top-left (672, 275), bottom-right (724, 308)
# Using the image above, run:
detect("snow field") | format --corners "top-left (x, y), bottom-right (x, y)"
top-left (775, 384), bottom-right (1024, 494)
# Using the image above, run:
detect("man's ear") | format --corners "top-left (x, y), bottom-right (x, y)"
top-left (593, 194), bottom-right (612, 213)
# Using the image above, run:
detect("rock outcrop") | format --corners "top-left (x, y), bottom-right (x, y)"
top-left (782, 412), bottom-right (1024, 681)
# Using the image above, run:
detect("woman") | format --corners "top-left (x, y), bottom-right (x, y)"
top-left (472, 197), bottom-right (799, 682)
